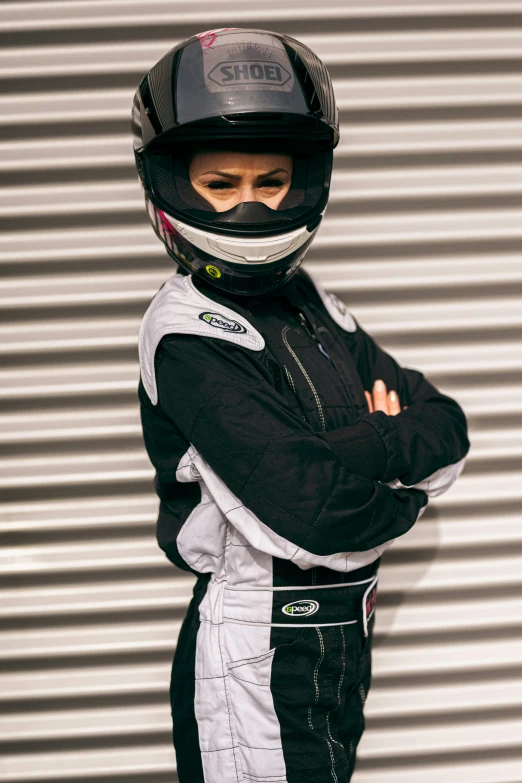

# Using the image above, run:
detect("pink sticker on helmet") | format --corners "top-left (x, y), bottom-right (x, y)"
top-left (197, 28), bottom-right (233, 52)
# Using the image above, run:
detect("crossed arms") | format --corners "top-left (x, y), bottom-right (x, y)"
top-left (150, 322), bottom-right (469, 565)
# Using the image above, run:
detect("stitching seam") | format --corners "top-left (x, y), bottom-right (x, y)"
top-left (217, 622), bottom-right (240, 782)
top-left (282, 325), bottom-right (326, 431)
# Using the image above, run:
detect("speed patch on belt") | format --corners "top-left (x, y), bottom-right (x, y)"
top-left (281, 599), bottom-right (319, 618)
top-left (269, 580), bottom-right (378, 627)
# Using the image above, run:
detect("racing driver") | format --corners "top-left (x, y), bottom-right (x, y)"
top-left (133, 28), bottom-right (470, 783)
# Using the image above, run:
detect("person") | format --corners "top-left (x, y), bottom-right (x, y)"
top-left (133, 28), bottom-right (470, 783)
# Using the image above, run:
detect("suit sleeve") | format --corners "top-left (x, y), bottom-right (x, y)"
top-left (317, 320), bottom-right (470, 495)
top-left (153, 333), bottom-right (427, 560)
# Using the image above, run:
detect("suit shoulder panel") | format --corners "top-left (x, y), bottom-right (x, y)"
top-left (138, 273), bottom-right (265, 405)
top-left (301, 270), bottom-right (357, 333)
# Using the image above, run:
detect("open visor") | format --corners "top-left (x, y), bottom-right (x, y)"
top-left (144, 144), bottom-right (332, 238)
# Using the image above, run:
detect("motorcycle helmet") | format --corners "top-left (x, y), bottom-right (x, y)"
top-left (132, 27), bottom-right (339, 295)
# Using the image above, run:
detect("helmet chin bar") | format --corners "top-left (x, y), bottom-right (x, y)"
top-left (204, 200), bottom-right (292, 225)
top-left (161, 209), bottom-right (319, 265)
top-left (146, 197), bottom-right (320, 295)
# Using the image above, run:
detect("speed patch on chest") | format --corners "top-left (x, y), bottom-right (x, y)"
top-left (199, 312), bottom-right (247, 334)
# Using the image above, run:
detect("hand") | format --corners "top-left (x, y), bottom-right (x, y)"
top-left (365, 379), bottom-right (404, 416)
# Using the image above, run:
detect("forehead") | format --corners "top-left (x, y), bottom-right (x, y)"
top-left (189, 149), bottom-right (293, 171)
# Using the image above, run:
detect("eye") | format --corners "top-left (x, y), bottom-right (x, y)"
top-left (207, 181), bottom-right (234, 190)
top-left (258, 179), bottom-right (284, 189)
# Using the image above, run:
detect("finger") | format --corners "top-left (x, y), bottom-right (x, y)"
top-left (364, 390), bottom-right (374, 413)
top-left (372, 379), bottom-right (389, 414)
top-left (388, 390), bottom-right (401, 416)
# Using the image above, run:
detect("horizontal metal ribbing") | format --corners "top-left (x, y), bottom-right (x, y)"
top-left (2, 4), bottom-right (522, 783)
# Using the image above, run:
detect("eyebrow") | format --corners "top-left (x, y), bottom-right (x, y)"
top-left (258, 168), bottom-right (289, 179)
top-left (201, 168), bottom-right (289, 179)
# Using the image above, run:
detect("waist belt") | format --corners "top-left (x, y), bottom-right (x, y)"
top-left (222, 572), bottom-right (378, 637)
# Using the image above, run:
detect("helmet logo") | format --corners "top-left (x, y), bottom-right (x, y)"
top-left (202, 32), bottom-right (295, 94)
top-left (199, 312), bottom-right (247, 334)
top-left (282, 600), bottom-right (319, 618)
top-left (209, 61), bottom-right (291, 88)
top-left (205, 264), bottom-right (222, 279)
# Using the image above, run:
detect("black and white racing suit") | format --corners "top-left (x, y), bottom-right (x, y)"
top-left (137, 266), bottom-right (469, 783)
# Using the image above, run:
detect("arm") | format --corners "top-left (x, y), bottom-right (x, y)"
top-left (138, 377), bottom-right (204, 572)
top-left (317, 322), bottom-right (470, 492)
top-left (153, 333), bottom-right (428, 565)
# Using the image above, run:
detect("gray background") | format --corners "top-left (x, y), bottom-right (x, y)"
top-left (1, 2), bottom-right (522, 781)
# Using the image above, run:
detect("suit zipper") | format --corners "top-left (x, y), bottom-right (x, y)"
top-left (283, 364), bottom-right (307, 422)
top-left (299, 309), bottom-right (357, 417)
top-left (298, 311), bottom-right (332, 362)
top-left (282, 324), bottom-right (326, 431)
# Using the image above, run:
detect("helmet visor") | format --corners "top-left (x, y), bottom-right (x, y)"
top-left (144, 141), bottom-right (332, 238)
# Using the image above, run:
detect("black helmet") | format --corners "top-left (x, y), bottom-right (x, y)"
top-left (132, 28), bottom-right (339, 296)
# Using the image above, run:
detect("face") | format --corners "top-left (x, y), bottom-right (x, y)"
top-left (188, 149), bottom-right (292, 212)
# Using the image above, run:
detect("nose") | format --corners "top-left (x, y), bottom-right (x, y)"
top-left (237, 183), bottom-right (257, 204)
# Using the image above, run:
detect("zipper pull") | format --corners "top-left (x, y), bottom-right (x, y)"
top-left (317, 342), bottom-right (331, 361)
top-left (298, 311), bottom-right (317, 341)
top-left (298, 311), bottom-right (332, 362)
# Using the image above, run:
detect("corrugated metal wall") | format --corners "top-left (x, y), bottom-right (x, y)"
top-left (1, 2), bottom-right (522, 780)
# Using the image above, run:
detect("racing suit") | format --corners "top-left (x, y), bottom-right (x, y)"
top-left (137, 266), bottom-right (469, 783)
